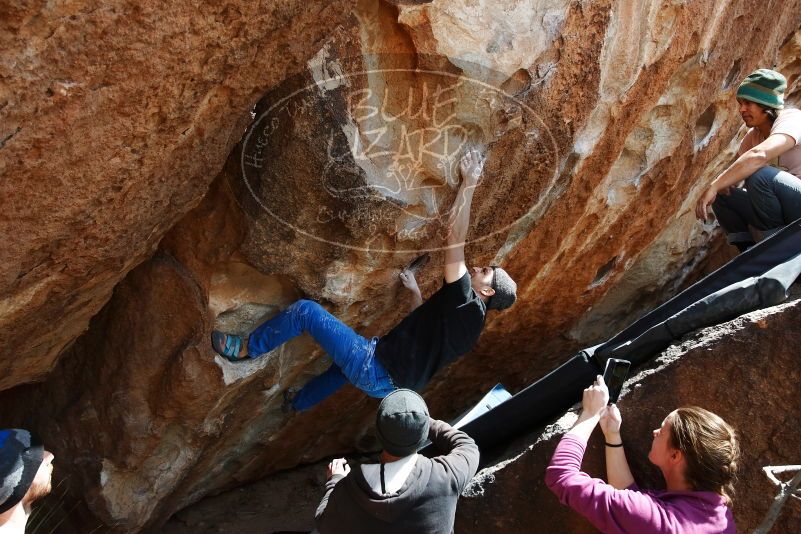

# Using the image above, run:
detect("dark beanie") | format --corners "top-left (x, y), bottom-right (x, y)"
top-left (488, 267), bottom-right (517, 311)
top-left (375, 389), bottom-right (430, 457)
top-left (0, 429), bottom-right (44, 514)
top-left (736, 69), bottom-right (786, 109)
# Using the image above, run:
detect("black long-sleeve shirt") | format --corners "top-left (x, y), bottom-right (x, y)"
top-left (375, 273), bottom-right (486, 391)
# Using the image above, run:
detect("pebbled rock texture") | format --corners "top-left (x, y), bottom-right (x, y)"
top-left (1, 0), bottom-right (801, 531)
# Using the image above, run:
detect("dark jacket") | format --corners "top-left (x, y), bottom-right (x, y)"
top-left (315, 419), bottom-right (480, 534)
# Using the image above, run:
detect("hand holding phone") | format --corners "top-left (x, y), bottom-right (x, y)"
top-left (602, 358), bottom-right (631, 404)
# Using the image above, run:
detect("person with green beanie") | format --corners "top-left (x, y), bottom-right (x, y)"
top-left (696, 68), bottom-right (801, 251)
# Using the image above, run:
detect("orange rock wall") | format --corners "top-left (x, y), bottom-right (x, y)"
top-left (0, 0), bottom-right (357, 390)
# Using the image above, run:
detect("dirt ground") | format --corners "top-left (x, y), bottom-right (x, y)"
top-left (163, 460), bottom-right (325, 534)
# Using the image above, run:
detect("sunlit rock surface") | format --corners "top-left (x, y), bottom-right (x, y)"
top-left (0, 0), bottom-right (357, 391)
top-left (1, 0), bottom-right (800, 530)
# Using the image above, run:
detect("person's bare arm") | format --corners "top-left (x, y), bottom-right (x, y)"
top-left (399, 269), bottom-right (423, 311)
top-left (444, 149), bottom-right (485, 283)
top-left (600, 404), bottom-right (636, 489)
top-left (567, 375), bottom-right (608, 442)
top-left (696, 133), bottom-right (796, 220)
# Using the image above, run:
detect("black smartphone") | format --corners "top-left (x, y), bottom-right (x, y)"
top-left (602, 358), bottom-right (631, 404)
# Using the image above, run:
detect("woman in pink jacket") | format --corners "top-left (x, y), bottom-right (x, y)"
top-left (546, 376), bottom-right (739, 533)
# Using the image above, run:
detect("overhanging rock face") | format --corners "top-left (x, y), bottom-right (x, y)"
top-left (1, 0), bottom-right (801, 531)
top-left (456, 298), bottom-right (801, 534)
top-left (0, 0), bottom-right (358, 391)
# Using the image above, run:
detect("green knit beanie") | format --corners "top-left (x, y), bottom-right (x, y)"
top-left (736, 69), bottom-right (786, 109)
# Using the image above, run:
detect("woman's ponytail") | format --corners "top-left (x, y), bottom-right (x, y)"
top-left (668, 407), bottom-right (740, 505)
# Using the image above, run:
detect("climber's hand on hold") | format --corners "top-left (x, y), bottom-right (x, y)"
top-left (400, 269), bottom-right (423, 311)
top-left (400, 269), bottom-right (419, 292)
top-left (696, 186), bottom-right (718, 222)
top-left (459, 148), bottom-right (485, 188)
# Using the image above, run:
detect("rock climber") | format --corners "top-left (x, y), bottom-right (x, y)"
top-left (696, 68), bottom-right (801, 251)
top-left (211, 148), bottom-right (517, 411)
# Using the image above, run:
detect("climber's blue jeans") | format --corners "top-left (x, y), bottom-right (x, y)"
top-left (713, 166), bottom-right (801, 248)
top-left (248, 299), bottom-right (396, 411)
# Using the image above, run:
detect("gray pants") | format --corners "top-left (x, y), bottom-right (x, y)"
top-left (712, 166), bottom-right (801, 249)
